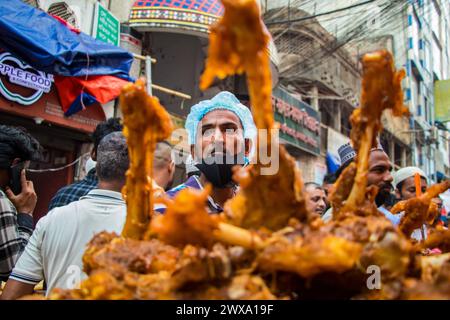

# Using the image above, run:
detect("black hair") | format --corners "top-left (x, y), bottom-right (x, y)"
top-left (0, 125), bottom-right (42, 167)
top-left (383, 192), bottom-right (398, 210)
top-left (96, 132), bottom-right (129, 182)
top-left (323, 172), bottom-right (337, 185)
top-left (92, 118), bottom-right (123, 152)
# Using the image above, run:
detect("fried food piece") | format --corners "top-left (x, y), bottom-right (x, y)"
top-left (421, 228), bottom-right (450, 253)
top-left (200, 0), bottom-right (273, 131)
top-left (226, 146), bottom-right (310, 230)
top-left (82, 232), bottom-right (180, 278)
top-left (419, 253), bottom-right (450, 283)
top-left (51, 235), bottom-right (275, 300)
top-left (258, 215), bottom-right (410, 281)
top-left (401, 277), bottom-right (450, 300)
top-left (173, 274), bottom-right (276, 300)
top-left (17, 294), bottom-right (46, 300)
top-left (51, 270), bottom-right (135, 300)
top-left (329, 163), bottom-right (357, 215)
top-left (258, 234), bottom-right (362, 278)
top-left (200, 0), bottom-right (309, 230)
top-left (150, 186), bottom-right (265, 249)
top-left (120, 78), bottom-right (173, 239)
top-left (50, 269), bottom-right (176, 300)
top-left (342, 51), bottom-right (408, 213)
top-left (391, 180), bottom-right (450, 238)
top-left (150, 187), bottom-right (219, 248)
top-left (226, 274), bottom-right (276, 300)
top-left (401, 255), bottom-right (450, 300)
top-left (169, 244), bottom-right (232, 290)
top-left (256, 215), bottom-right (410, 301)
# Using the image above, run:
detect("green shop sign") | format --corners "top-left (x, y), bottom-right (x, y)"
top-left (92, 2), bottom-right (120, 46)
top-left (273, 86), bottom-right (320, 155)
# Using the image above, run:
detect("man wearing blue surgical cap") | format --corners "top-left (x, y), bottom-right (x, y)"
top-left (154, 91), bottom-right (256, 214)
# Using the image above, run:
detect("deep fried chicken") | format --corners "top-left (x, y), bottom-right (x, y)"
top-left (150, 186), bottom-right (265, 249)
top-left (200, 0), bottom-right (309, 231)
top-left (200, 0), bottom-right (273, 131)
top-left (400, 253), bottom-right (450, 300)
top-left (120, 78), bottom-right (173, 239)
top-left (338, 50), bottom-right (409, 217)
top-left (391, 180), bottom-right (450, 238)
top-left (150, 187), bottom-right (219, 248)
top-left (421, 228), bottom-right (450, 253)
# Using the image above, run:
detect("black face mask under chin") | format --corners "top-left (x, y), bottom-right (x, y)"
top-left (195, 153), bottom-right (245, 189)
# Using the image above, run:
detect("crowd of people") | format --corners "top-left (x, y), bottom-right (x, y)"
top-left (0, 91), bottom-right (448, 299)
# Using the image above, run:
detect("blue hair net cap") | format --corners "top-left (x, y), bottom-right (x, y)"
top-left (185, 91), bottom-right (257, 145)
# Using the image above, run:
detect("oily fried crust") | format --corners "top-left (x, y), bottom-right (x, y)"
top-left (226, 145), bottom-right (310, 231)
top-left (120, 79), bottom-right (173, 240)
top-left (200, 0), bottom-right (273, 130)
top-left (392, 180), bottom-right (450, 238)
top-left (150, 187), bottom-right (219, 248)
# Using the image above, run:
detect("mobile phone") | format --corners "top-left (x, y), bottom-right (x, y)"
top-left (8, 162), bottom-right (25, 195)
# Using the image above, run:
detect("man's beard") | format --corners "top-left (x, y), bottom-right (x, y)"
top-left (375, 185), bottom-right (393, 207)
top-left (196, 152), bottom-right (245, 189)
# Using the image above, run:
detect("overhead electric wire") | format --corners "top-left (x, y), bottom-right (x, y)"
top-left (265, 0), bottom-right (377, 25)
top-left (267, 0), bottom-right (414, 80)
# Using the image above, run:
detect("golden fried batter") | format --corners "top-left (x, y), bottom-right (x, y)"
top-left (150, 187), bottom-right (219, 248)
top-left (254, 51), bottom-right (412, 294)
top-left (200, 0), bottom-right (309, 231)
top-left (342, 50), bottom-right (409, 214)
top-left (422, 228), bottom-right (450, 253)
top-left (200, 0), bottom-right (273, 131)
top-left (391, 180), bottom-right (450, 238)
top-left (226, 146), bottom-right (310, 230)
top-left (150, 186), bottom-right (265, 249)
top-left (258, 234), bottom-right (362, 278)
top-left (120, 78), bottom-right (173, 239)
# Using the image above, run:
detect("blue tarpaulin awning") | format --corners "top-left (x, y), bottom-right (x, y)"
top-left (0, 0), bottom-right (133, 116)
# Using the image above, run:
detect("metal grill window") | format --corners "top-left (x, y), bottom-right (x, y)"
top-left (22, 0), bottom-right (40, 8)
top-left (274, 32), bottom-right (315, 57)
top-left (48, 2), bottom-right (79, 29)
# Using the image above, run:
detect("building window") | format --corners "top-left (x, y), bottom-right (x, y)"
top-left (424, 97), bottom-right (434, 125)
top-left (48, 2), bottom-right (79, 29)
top-left (22, 0), bottom-right (40, 7)
top-left (423, 40), bottom-right (432, 70)
top-left (432, 38), bottom-right (441, 79)
top-left (411, 72), bottom-right (421, 115)
top-left (430, 0), bottom-right (441, 41)
top-left (418, 145), bottom-right (424, 166)
top-left (394, 142), bottom-right (403, 168)
top-left (412, 12), bottom-right (420, 60)
top-left (275, 32), bottom-right (314, 57)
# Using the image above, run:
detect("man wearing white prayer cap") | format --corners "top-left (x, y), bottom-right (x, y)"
top-left (393, 166), bottom-right (428, 201)
top-left (392, 166), bottom-right (429, 241)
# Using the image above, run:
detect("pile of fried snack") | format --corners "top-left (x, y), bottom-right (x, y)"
top-left (50, 0), bottom-right (450, 300)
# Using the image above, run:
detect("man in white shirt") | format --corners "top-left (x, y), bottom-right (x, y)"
top-left (1, 132), bottom-right (129, 299)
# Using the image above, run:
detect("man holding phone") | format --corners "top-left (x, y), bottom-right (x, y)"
top-left (0, 125), bottom-right (42, 282)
